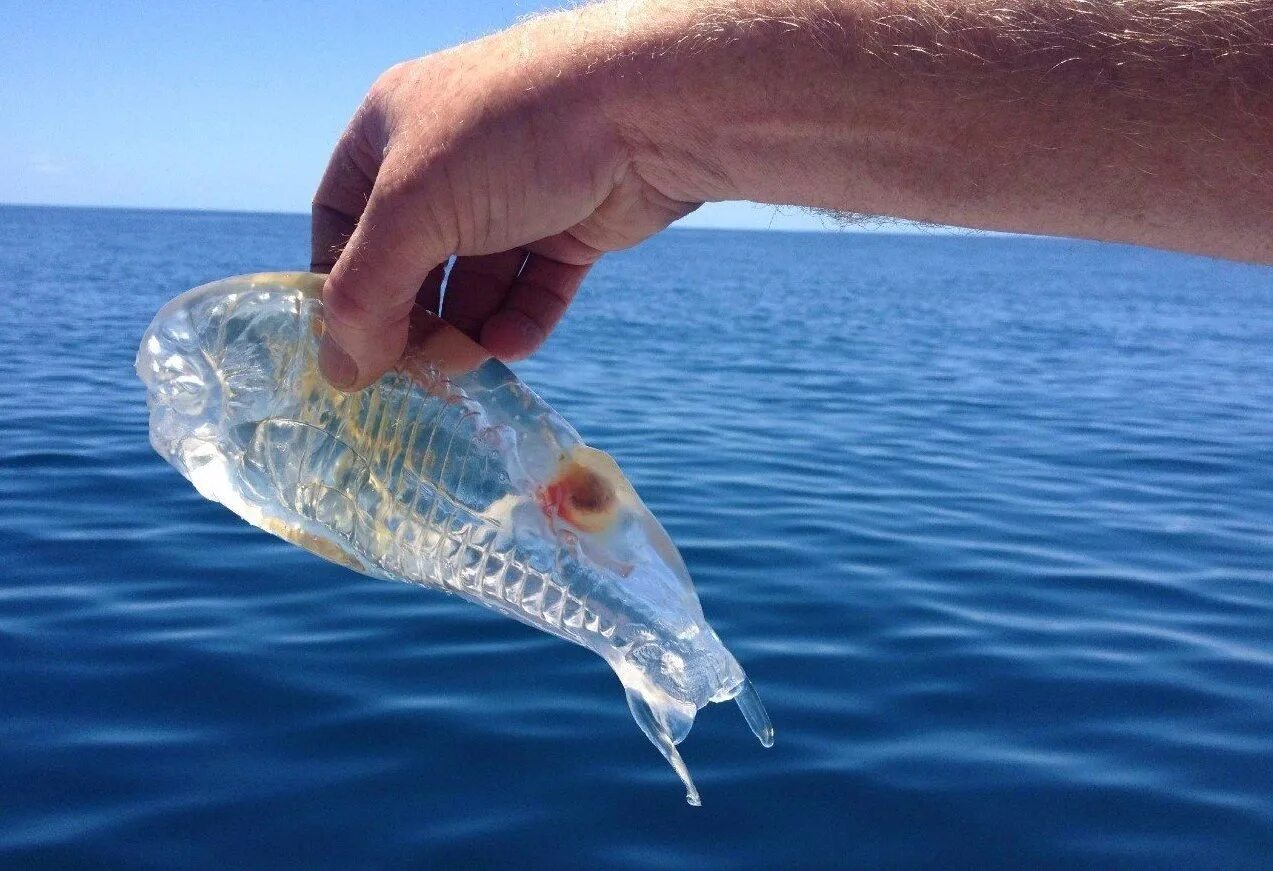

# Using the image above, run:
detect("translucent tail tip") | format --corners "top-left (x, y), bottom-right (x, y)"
top-left (624, 677), bottom-right (772, 807)
top-left (625, 688), bottom-right (701, 806)
top-left (734, 678), bottom-right (775, 748)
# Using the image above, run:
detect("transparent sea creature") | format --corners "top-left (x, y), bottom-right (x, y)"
top-left (136, 271), bottom-right (771, 805)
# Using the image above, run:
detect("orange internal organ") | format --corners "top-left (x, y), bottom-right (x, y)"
top-left (539, 459), bottom-right (619, 533)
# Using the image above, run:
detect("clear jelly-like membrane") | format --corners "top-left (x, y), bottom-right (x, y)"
top-left (136, 271), bottom-right (772, 805)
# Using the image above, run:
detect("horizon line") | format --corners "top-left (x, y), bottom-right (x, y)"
top-left (0, 199), bottom-right (986, 238)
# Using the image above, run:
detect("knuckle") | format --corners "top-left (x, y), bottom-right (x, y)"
top-left (519, 275), bottom-right (570, 312)
top-left (375, 172), bottom-right (461, 253)
top-left (369, 160), bottom-right (423, 204)
top-left (322, 276), bottom-right (378, 331)
top-left (368, 61), bottom-right (413, 103)
top-left (324, 274), bottom-right (416, 336)
top-left (355, 62), bottom-right (420, 153)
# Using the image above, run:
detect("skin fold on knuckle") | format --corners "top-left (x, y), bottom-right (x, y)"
top-left (483, 309), bottom-right (547, 361)
top-left (374, 146), bottom-right (466, 249)
top-left (322, 273), bottom-right (413, 344)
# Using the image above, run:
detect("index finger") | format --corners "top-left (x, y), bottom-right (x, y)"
top-left (318, 150), bottom-right (456, 390)
top-left (311, 124), bottom-right (379, 274)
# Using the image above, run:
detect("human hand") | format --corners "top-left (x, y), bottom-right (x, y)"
top-left (313, 0), bottom-right (1273, 393)
top-left (311, 7), bottom-right (702, 390)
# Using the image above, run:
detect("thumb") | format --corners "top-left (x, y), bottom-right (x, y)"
top-left (319, 176), bottom-right (452, 390)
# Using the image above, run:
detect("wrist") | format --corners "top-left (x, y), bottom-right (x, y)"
top-left (561, 0), bottom-right (751, 204)
top-left (563, 0), bottom-right (865, 207)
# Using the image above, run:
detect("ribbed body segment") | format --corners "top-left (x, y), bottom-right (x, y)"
top-left (249, 355), bottom-right (614, 647)
top-left (137, 271), bottom-right (771, 806)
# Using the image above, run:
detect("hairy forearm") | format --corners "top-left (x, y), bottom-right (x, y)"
top-left (310, 0), bottom-right (1273, 383)
top-left (561, 0), bottom-right (1273, 260)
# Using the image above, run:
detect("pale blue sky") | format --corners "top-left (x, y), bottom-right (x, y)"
top-left (0, 0), bottom-right (880, 232)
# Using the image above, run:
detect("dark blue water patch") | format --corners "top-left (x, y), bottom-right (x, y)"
top-left (2, 204), bottom-right (1272, 868)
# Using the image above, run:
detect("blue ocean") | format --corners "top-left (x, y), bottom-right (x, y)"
top-left (2, 204), bottom-right (1272, 868)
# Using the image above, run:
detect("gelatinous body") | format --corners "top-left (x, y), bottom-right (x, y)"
top-left (136, 272), bottom-right (771, 805)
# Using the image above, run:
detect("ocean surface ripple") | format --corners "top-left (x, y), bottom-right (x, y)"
top-left (2, 205), bottom-right (1271, 869)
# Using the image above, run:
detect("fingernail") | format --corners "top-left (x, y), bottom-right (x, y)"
top-left (319, 333), bottom-right (359, 390)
